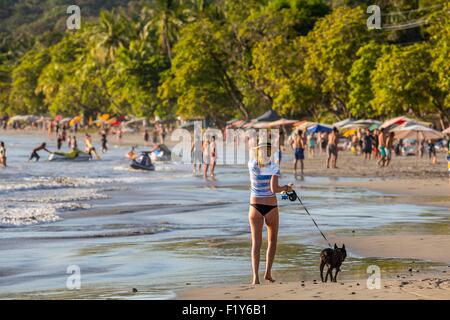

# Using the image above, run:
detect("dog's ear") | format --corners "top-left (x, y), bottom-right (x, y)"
top-left (342, 244), bottom-right (346, 250)
top-left (334, 243), bottom-right (338, 249)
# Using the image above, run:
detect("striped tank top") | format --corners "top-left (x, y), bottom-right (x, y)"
top-left (248, 160), bottom-right (281, 198)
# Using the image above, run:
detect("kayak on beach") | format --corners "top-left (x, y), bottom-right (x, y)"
top-left (48, 149), bottom-right (92, 162)
top-left (130, 152), bottom-right (155, 171)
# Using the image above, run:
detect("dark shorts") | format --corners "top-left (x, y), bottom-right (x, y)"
top-left (295, 148), bottom-right (305, 161)
top-left (327, 144), bottom-right (338, 157)
top-left (363, 146), bottom-right (372, 154)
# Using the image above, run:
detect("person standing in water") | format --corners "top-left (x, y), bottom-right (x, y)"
top-left (29, 143), bottom-right (51, 161)
top-left (326, 128), bottom-right (339, 169)
top-left (57, 133), bottom-right (63, 150)
top-left (85, 134), bottom-right (100, 160)
top-left (248, 142), bottom-right (293, 285)
top-left (143, 130), bottom-right (150, 147)
top-left (0, 141), bottom-right (6, 167)
top-left (209, 136), bottom-right (217, 178)
top-left (191, 132), bottom-right (203, 175)
top-left (291, 130), bottom-right (305, 176)
top-left (101, 131), bottom-right (108, 153)
top-left (202, 136), bottom-right (211, 179)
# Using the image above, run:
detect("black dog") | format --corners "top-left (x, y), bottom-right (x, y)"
top-left (320, 244), bottom-right (347, 283)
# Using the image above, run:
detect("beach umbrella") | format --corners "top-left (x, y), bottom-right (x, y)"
top-left (443, 127), bottom-right (450, 135)
top-left (252, 121), bottom-right (272, 129)
top-left (267, 119), bottom-right (298, 128)
top-left (226, 119), bottom-right (244, 129)
top-left (333, 118), bottom-right (354, 128)
top-left (307, 124), bottom-right (333, 134)
top-left (255, 109), bottom-right (281, 122)
top-left (392, 124), bottom-right (444, 140)
top-left (343, 129), bottom-right (358, 138)
top-left (343, 119), bottom-right (381, 130)
top-left (294, 121), bottom-right (317, 131)
top-left (100, 114), bottom-right (110, 121)
top-left (243, 120), bottom-right (257, 129)
top-left (69, 116), bottom-right (82, 127)
top-left (380, 116), bottom-right (411, 130)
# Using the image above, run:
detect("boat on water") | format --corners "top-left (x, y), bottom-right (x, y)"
top-left (48, 150), bottom-right (92, 162)
top-left (130, 152), bottom-right (155, 171)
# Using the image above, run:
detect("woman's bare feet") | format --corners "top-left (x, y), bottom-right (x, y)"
top-left (252, 278), bottom-right (260, 285)
top-left (264, 274), bottom-right (276, 283)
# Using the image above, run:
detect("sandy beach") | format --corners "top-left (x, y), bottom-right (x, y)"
top-left (176, 144), bottom-right (449, 300)
top-left (1, 129), bottom-right (449, 300)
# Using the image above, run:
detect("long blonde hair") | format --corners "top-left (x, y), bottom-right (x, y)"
top-left (256, 146), bottom-right (271, 168)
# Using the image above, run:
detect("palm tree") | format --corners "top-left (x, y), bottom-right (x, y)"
top-left (141, 0), bottom-right (188, 64)
top-left (95, 9), bottom-right (134, 64)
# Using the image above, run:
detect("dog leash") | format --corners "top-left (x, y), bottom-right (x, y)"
top-left (282, 190), bottom-right (332, 248)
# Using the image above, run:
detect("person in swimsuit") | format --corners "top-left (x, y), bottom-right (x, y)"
top-left (191, 131), bottom-right (203, 174)
top-left (326, 127), bottom-right (339, 169)
top-left (0, 141), bottom-right (6, 167)
top-left (29, 143), bottom-right (51, 161)
top-left (85, 134), bottom-right (100, 160)
top-left (363, 128), bottom-right (373, 160)
top-left (100, 131), bottom-right (108, 153)
top-left (202, 136), bottom-right (211, 178)
top-left (385, 132), bottom-right (395, 167)
top-left (308, 133), bottom-right (316, 158)
top-left (291, 130), bottom-right (305, 176)
top-left (210, 136), bottom-right (217, 177)
top-left (144, 130), bottom-right (150, 147)
top-left (248, 142), bottom-right (293, 285)
top-left (377, 128), bottom-right (387, 168)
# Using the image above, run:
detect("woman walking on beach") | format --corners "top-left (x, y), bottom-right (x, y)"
top-left (248, 142), bottom-right (293, 285)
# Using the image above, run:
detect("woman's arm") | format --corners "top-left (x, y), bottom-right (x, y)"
top-left (270, 175), bottom-right (292, 194)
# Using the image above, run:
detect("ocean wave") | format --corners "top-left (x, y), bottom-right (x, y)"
top-left (4, 188), bottom-right (109, 203)
top-left (0, 207), bottom-right (61, 227)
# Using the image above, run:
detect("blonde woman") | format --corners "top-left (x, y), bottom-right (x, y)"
top-left (248, 142), bottom-right (293, 285)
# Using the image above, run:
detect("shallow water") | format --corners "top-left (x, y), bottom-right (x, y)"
top-left (0, 134), bottom-right (448, 299)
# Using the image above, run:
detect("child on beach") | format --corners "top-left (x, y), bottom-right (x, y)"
top-left (248, 142), bottom-right (293, 285)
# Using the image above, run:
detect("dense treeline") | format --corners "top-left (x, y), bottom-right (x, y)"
top-left (0, 0), bottom-right (449, 128)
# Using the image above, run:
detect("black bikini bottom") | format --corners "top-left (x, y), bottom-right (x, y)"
top-left (250, 204), bottom-right (278, 216)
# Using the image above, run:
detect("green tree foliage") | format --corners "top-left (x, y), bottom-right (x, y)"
top-left (347, 41), bottom-right (386, 118)
top-left (371, 43), bottom-right (447, 123)
top-left (0, 0), bottom-right (448, 128)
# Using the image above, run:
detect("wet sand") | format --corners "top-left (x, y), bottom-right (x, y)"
top-left (178, 270), bottom-right (450, 300)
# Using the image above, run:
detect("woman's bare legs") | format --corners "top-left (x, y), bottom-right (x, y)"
top-left (249, 207), bottom-right (264, 285)
top-left (264, 209), bottom-right (279, 282)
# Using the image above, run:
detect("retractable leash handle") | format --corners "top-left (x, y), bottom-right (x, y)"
top-left (281, 190), bottom-right (332, 248)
